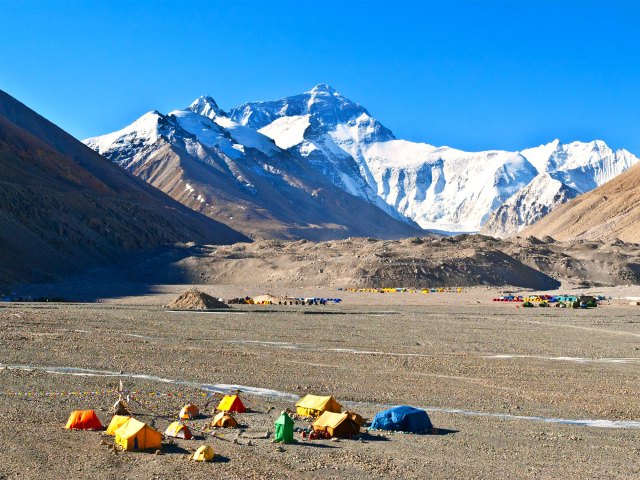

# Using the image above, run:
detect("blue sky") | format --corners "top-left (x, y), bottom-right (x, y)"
top-left (1, 0), bottom-right (639, 153)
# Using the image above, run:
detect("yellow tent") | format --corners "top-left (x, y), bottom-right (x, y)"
top-left (216, 394), bottom-right (246, 413)
top-left (192, 444), bottom-right (215, 462)
top-left (114, 418), bottom-right (162, 451)
top-left (164, 421), bottom-right (193, 439)
top-left (295, 395), bottom-right (341, 417)
top-left (312, 411), bottom-right (360, 438)
top-left (106, 415), bottom-right (131, 435)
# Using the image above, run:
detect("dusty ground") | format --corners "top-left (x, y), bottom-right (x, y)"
top-left (1, 290), bottom-right (639, 479)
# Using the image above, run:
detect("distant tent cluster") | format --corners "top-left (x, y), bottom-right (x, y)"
top-left (494, 294), bottom-right (604, 308)
top-left (227, 294), bottom-right (342, 305)
top-left (347, 287), bottom-right (463, 294)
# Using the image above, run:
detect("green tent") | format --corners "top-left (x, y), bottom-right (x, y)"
top-left (274, 411), bottom-right (294, 443)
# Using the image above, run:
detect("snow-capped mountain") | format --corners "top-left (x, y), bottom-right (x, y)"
top-left (229, 85), bottom-right (639, 235)
top-left (85, 84), bottom-right (640, 239)
top-left (84, 95), bottom-right (424, 241)
top-left (229, 84), bottom-right (406, 222)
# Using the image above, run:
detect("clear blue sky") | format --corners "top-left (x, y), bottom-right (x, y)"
top-left (1, 0), bottom-right (639, 153)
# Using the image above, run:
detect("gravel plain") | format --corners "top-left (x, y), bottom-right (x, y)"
top-left (1, 290), bottom-right (639, 479)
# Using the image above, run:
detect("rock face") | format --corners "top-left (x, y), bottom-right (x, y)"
top-left (0, 89), bottom-right (248, 288)
top-left (86, 85), bottom-right (639, 240)
top-left (522, 162), bottom-right (640, 243)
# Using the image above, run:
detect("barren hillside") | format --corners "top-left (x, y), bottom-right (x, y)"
top-left (523, 163), bottom-right (640, 242)
top-left (0, 90), bottom-right (247, 288)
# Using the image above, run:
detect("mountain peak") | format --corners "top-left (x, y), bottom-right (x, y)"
top-left (188, 95), bottom-right (224, 119)
top-left (307, 83), bottom-right (339, 95)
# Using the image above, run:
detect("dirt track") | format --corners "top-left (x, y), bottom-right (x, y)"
top-left (1, 293), bottom-right (639, 479)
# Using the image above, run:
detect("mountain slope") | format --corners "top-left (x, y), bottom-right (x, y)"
top-left (481, 173), bottom-right (580, 238)
top-left (0, 89), bottom-right (247, 288)
top-left (85, 95), bottom-right (425, 241)
top-left (522, 162), bottom-right (640, 243)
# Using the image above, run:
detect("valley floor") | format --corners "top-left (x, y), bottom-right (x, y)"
top-left (1, 290), bottom-right (639, 479)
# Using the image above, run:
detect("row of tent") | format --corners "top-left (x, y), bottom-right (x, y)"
top-left (494, 294), bottom-right (606, 303)
top-left (66, 411), bottom-right (162, 451)
top-left (228, 295), bottom-right (341, 306)
top-left (346, 287), bottom-right (463, 294)
top-left (65, 394), bottom-right (248, 456)
top-left (282, 394), bottom-right (433, 441)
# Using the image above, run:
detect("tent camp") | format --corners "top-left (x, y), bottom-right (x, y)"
top-left (211, 412), bottom-right (238, 428)
top-left (217, 394), bottom-right (246, 413)
top-left (164, 421), bottom-right (193, 439)
top-left (106, 415), bottom-right (131, 435)
top-left (114, 418), bottom-right (162, 451)
top-left (179, 404), bottom-right (200, 420)
top-left (295, 395), bottom-right (341, 417)
top-left (370, 406), bottom-right (433, 433)
top-left (312, 411), bottom-right (360, 438)
top-left (65, 410), bottom-right (103, 430)
top-left (274, 411), bottom-right (294, 444)
top-left (251, 294), bottom-right (298, 305)
top-left (193, 444), bottom-right (215, 462)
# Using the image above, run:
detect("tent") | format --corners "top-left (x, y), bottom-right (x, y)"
top-left (164, 421), bottom-right (193, 439)
top-left (370, 406), bottom-right (433, 433)
top-left (106, 415), bottom-right (131, 435)
top-left (179, 403), bottom-right (200, 420)
top-left (114, 418), bottom-right (162, 451)
top-left (295, 395), bottom-right (341, 417)
top-left (274, 411), bottom-right (294, 444)
top-left (217, 394), bottom-right (246, 413)
top-left (65, 410), bottom-right (103, 430)
top-left (312, 411), bottom-right (360, 438)
top-left (344, 410), bottom-right (365, 427)
top-left (211, 411), bottom-right (238, 428)
top-left (193, 444), bottom-right (215, 462)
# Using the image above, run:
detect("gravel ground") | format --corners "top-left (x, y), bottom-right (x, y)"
top-left (1, 294), bottom-right (639, 479)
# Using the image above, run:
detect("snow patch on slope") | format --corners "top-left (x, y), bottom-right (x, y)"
top-left (259, 115), bottom-right (310, 149)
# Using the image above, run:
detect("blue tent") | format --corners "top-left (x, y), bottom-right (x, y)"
top-left (370, 406), bottom-right (433, 433)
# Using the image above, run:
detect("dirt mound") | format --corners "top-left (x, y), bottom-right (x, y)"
top-left (166, 290), bottom-right (229, 310)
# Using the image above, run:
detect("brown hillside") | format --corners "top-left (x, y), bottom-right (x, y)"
top-left (523, 162), bottom-right (640, 242)
top-left (0, 90), bottom-right (248, 288)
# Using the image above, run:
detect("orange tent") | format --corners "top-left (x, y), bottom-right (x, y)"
top-left (65, 410), bottom-right (103, 430)
top-left (216, 395), bottom-right (246, 413)
top-left (179, 404), bottom-right (200, 420)
top-left (210, 412), bottom-right (238, 428)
